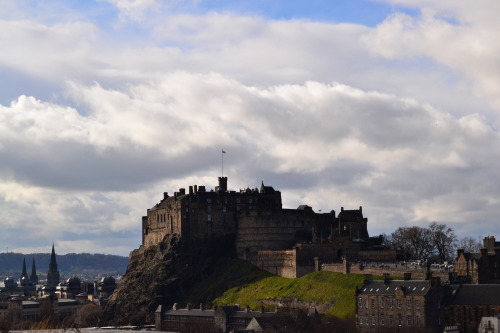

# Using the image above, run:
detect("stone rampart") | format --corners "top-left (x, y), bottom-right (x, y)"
top-left (236, 210), bottom-right (318, 257)
top-left (246, 249), bottom-right (297, 278)
top-left (321, 262), bottom-right (449, 282)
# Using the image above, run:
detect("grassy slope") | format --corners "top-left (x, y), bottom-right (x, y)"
top-left (213, 270), bottom-right (366, 318)
top-left (184, 258), bottom-right (273, 304)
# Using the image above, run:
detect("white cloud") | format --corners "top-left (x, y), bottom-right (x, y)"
top-left (2, 1), bottom-right (500, 254)
top-left (100, 0), bottom-right (160, 22)
top-left (2, 72), bottom-right (500, 254)
top-left (364, 1), bottom-right (500, 112)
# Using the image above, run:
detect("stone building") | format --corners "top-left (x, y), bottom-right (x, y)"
top-left (355, 276), bottom-right (443, 331)
top-left (155, 303), bottom-right (277, 333)
top-left (0, 296), bottom-right (84, 323)
top-left (441, 284), bottom-right (500, 333)
top-left (454, 236), bottom-right (500, 284)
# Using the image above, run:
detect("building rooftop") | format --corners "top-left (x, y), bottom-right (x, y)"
top-left (451, 285), bottom-right (500, 305)
top-left (357, 280), bottom-right (432, 296)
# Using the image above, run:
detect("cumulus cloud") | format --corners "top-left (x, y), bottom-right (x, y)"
top-left (1, 1), bottom-right (500, 254)
top-left (365, 0), bottom-right (500, 112)
top-left (2, 72), bottom-right (500, 254)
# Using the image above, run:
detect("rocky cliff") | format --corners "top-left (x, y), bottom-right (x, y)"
top-left (103, 234), bottom-right (269, 325)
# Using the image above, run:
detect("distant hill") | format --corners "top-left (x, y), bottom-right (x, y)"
top-left (0, 252), bottom-right (129, 281)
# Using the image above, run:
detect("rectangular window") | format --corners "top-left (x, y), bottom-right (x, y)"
top-left (406, 300), bottom-right (411, 309)
top-left (380, 297), bottom-right (384, 309)
top-left (397, 300), bottom-right (401, 309)
top-left (371, 299), bottom-right (375, 309)
top-left (380, 315), bottom-right (385, 326)
top-left (358, 298), bottom-right (363, 308)
top-left (415, 300), bottom-right (420, 310)
top-left (207, 214), bottom-right (211, 221)
top-left (365, 300), bottom-right (369, 309)
top-left (372, 314), bottom-right (376, 326)
top-left (407, 315), bottom-right (412, 326)
top-left (388, 298), bottom-right (393, 309)
top-left (389, 315), bottom-right (393, 326)
top-left (359, 316), bottom-right (363, 325)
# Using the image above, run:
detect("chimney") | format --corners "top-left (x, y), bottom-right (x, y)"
top-left (189, 186), bottom-right (193, 195)
top-left (481, 248), bottom-right (488, 258)
top-left (163, 192), bottom-right (169, 200)
top-left (173, 303), bottom-right (177, 310)
top-left (431, 276), bottom-right (441, 287)
top-left (359, 206), bottom-right (362, 212)
top-left (179, 188), bottom-right (185, 195)
top-left (194, 185), bottom-right (198, 194)
top-left (245, 305), bottom-right (250, 312)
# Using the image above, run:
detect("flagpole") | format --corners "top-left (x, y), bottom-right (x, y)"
top-left (221, 150), bottom-right (226, 177)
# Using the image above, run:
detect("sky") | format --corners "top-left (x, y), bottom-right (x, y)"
top-left (1, 0), bottom-right (500, 256)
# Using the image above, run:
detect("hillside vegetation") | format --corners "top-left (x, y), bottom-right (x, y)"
top-left (214, 271), bottom-right (366, 318)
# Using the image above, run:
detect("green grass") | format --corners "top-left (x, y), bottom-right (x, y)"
top-left (213, 271), bottom-right (366, 318)
top-left (184, 258), bottom-right (273, 304)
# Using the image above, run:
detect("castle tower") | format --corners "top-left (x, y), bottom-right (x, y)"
top-left (217, 177), bottom-right (228, 192)
top-left (30, 258), bottom-right (38, 284)
top-left (46, 244), bottom-right (60, 289)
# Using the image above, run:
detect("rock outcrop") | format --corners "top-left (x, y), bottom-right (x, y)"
top-left (103, 234), bottom-right (239, 325)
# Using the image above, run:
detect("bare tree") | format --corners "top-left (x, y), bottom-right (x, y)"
top-left (391, 226), bottom-right (434, 261)
top-left (75, 303), bottom-right (103, 328)
top-left (457, 236), bottom-right (482, 253)
top-left (429, 222), bottom-right (457, 262)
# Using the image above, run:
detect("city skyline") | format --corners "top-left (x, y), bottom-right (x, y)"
top-left (0, 0), bottom-right (499, 255)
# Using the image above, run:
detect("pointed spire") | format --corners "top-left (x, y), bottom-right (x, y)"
top-left (50, 243), bottom-right (57, 268)
top-left (21, 257), bottom-right (28, 279)
top-left (30, 258), bottom-right (38, 284)
top-left (47, 244), bottom-right (60, 289)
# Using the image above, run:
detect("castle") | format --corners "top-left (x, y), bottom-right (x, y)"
top-left (142, 177), bottom-right (386, 277)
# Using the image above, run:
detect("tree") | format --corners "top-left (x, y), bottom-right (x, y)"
top-left (429, 222), bottom-right (457, 262)
top-left (390, 226), bottom-right (434, 261)
top-left (39, 297), bottom-right (55, 321)
top-left (457, 236), bottom-right (482, 253)
top-left (75, 303), bottom-right (103, 328)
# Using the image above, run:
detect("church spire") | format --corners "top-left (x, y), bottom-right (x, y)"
top-left (49, 244), bottom-right (57, 268)
top-left (47, 244), bottom-right (60, 289)
top-left (20, 257), bottom-right (28, 280)
top-left (30, 258), bottom-right (38, 284)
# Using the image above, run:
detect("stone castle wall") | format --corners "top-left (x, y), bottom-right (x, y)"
top-left (235, 209), bottom-right (322, 258)
top-left (322, 263), bottom-right (450, 282)
top-left (246, 249), bottom-right (298, 278)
